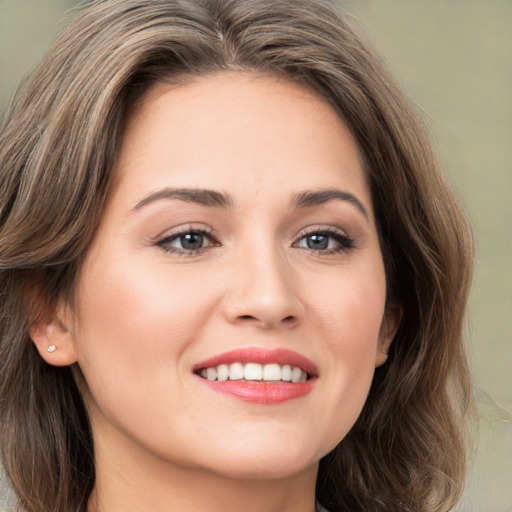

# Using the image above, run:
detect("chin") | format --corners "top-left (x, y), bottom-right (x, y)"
top-left (207, 454), bottom-right (319, 481)
top-left (193, 432), bottom-right (329, 481)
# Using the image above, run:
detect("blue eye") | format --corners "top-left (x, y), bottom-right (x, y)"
top-left (301, 234), bottom-right (331, 250)
top-left (295, 230), bottom-right (354, 253)
top-left (157, 229), bottom-right (218, 254)
top-left (175, 232), bottom-right (206, 250)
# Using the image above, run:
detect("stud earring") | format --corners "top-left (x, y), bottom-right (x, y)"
top-left (47, 345), bottom-right (57, 353)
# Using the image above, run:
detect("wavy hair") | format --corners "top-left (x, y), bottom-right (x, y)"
top-left (0, 1), bottom-right (473, 511)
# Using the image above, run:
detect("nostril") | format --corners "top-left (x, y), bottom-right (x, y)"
top-left (239, 315), bottom-right (256, 321)
top-left (235, 313), bottom-right (297, 327)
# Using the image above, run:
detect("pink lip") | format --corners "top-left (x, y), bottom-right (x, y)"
top-left (199, 379), bottom-right (315, 404)
top-left (193, 347), bottom-right (318, 375)
top-left (193, 348), bottom-right (318, 404)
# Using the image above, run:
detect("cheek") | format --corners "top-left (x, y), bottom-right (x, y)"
top-left (69, 253), bottom-right (225, 454)
top-left (77, 250), bottom-right (214, 339)
top-left (308, 258), bottom-right (387, 348)
top-left (70, 251), bottom-right (218, 401)
top-left (331, 269), bottom-right (386, 376)
top-left (302, 261), bottom-right (386, 447)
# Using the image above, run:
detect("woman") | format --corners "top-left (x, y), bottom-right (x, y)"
top-left (0, 1), bottom-right (473, 511)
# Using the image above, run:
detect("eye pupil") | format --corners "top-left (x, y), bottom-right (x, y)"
top-left (307, 234), bottom-right (329, 250)
top-left (180, 233), bottom-right (204, 250)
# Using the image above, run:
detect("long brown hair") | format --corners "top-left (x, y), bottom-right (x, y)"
top-left (0, 1), bottom-right (473, 511)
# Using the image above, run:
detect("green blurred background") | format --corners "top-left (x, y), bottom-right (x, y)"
top-left (0, 1), bottom-right (510, 510)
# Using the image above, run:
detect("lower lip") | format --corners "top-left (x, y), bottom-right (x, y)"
top-left (198, 378), bottom-right (315, 404)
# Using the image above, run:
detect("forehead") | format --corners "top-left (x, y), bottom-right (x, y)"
top-left (110, 72), bottom-right (371, 215)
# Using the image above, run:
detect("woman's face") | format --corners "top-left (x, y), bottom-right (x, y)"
top-left (55, 74), bottom-right (397, 479)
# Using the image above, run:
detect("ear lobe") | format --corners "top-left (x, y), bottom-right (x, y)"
top-left (29, 308), bottom-right (78, 367)
top-left (375, 304), bottom-right (402, 367)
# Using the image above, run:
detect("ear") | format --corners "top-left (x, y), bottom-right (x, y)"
top-left (29, 302), bottom-right (79, 367)
top-left (375, 303), bottom-right (402, 367)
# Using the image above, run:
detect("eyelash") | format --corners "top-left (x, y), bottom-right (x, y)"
top-left (292, 227), bottom-right (356, 255)
top-left (156, 227), bottom-right (219, 256)
top-left (155, 226), bottom-right (355, 256)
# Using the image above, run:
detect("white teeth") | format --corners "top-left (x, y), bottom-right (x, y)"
top-left (217, 364), bottom-right (229, 382)
top-left (291, 366), bottom-right (303, 383)
top-left (263, 363), bottom-right (281, 381)
top-left (200, 362), bottom-right (309, 383)
top-left (281, 364), bottom-right (292, 381)
top-left (244, 363), bottom-right (263, 381)
top-left (229, 362), bottom-right (244, 380)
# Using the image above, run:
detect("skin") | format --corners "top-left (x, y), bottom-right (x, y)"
top-left (32, 73), bottom-right (400, 512)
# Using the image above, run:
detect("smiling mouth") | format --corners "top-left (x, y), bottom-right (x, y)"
top-left (196, 362), bottom-right (309, 383)
top-left (194, 349), bottom-right (317, 403)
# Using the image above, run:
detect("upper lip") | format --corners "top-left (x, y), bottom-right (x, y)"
top-left (193, 347), bottom-right (318, 377)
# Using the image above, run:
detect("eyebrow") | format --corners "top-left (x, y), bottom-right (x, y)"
top-left (293, 188), bottom-right (369, 220)
top-left (132, 186), bottom-right (368, 220)
top-left (132, 187), bottom-right (233, 211)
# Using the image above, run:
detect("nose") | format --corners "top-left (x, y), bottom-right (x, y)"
top-left (222, 245), bottom-right (304, 330)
